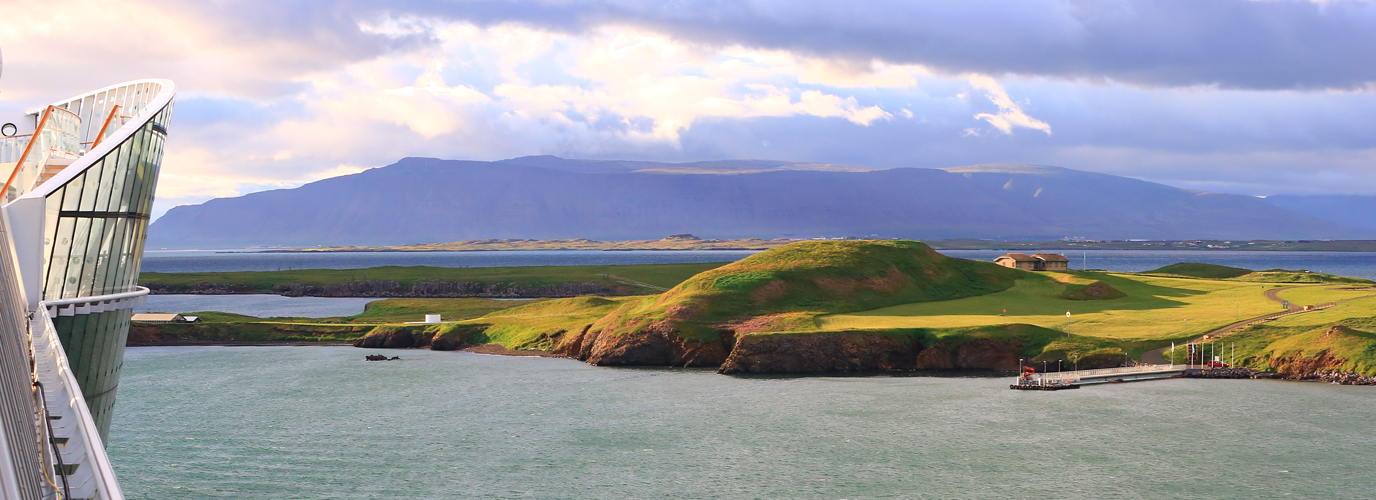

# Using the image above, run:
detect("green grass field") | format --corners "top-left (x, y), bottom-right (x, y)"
top-left (139, 262), bottom-right (728, 295)
top-left (453, 296), bottom-right (639, 349)
top-left (1268, 298), bottom-right (1376, 328)
top-left (819, 272), bottom-right (1286, 339)
top-left (1274, 286), bottom-right (1376, 307)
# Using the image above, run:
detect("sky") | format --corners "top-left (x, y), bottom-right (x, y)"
top-left (2, 0), bottom-right (1376, 220)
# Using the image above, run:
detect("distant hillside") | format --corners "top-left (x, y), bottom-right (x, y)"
top-left (146, 157), bottom-right (1372, 249)
top-left (1262, 195), bottom-right (1376, 233)
top-left (1147, 263), bottom-right (1253, 279)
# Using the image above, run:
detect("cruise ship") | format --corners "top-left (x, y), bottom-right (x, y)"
top-left (1, 47), bottom-right (173, 499)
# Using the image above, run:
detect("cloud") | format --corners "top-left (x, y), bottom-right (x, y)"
top-left (401, 0), bottom-right (1376, 90)
top-left (967, 75), bottom-right (1052, 135)
top-left (6, 0), bottom-right (1376, 222)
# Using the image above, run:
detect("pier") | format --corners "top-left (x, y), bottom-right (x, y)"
top-left (1014, 364), bottom-right (1189, 388)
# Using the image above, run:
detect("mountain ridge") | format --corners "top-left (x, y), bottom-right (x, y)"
top-left (146, 157), bottom-right (1372, 249)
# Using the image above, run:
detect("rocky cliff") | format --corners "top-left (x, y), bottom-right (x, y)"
top-left (554, 321), bottom-right (732, 367)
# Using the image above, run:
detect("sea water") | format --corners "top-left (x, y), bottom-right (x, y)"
top-left (140, 249), bottom-right (761, 273)
top-left (142, 249), bottom-right (1376, 280)
top-left (110, 346), bottom-right (1376, 499)
top-left (134, 295), bottom-right (377, 318)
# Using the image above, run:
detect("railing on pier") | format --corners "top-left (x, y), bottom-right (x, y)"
top-left (1030, 364), bottom-right (1187, 385)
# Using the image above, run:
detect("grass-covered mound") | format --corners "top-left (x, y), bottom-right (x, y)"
top-left (1147, 263), bottom-right (1252, 279)
top-left (1048, 273), bottom-right (1127, 301)
top-left (1147, 262), bottom-right (1373, 284)
top-left (591, 240), bottom-right (1023, 342)
top-left (1232, 270), bottom-right (1374, 285)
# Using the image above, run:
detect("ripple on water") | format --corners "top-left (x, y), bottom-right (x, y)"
top-left (108, 346), bottom-right (1376, 499)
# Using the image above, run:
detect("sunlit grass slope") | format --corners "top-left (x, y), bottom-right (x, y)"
top-left (1275, 286), bottom-right (1376, 308)
top-left (1269, 297), bottom-right (1376, 327)
top-left (441, 296), bottom-right (640, 350)
top-left (820, 273), bottom-right (1286, 339)
top-left (588, 240), bottom-right (1024, 341)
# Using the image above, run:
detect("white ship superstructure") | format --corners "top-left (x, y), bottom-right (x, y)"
top-left (1, 46), bottom-right (173, 499)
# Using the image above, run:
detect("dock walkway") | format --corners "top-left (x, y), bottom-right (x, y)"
top-left (1028, 364), bottom-right (1187, 386)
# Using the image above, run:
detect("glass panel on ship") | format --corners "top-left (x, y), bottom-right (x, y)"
top-left (31, 87), bottom-right (173, 440)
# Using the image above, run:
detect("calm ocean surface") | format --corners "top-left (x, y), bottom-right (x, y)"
top-left (137, 249), bottom-right (1376, 318)
top-left (110, 346), bottom-right (1376, 499)
top-left (140, 249), bottom-right (763, 273)
top-left (142, 248), bottom-right (1376, 280)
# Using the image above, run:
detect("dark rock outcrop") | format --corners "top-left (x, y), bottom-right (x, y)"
top-left (715, 334), bottom-right (1033, 375)
top-left (912, 339), bottom-right (1022, 371)
top-left (560, 320), bottom-right (730, 367)
top-left (145, 282), bottom-right (256, 295)
top-left (719, 333), bottom-right (916, 374)
top-left (352, 328), bottom-right (435, 349)
top-left (1307, 370), bottom-right (1376, 385)
top-left (429, 335), bottom-right (468, 351)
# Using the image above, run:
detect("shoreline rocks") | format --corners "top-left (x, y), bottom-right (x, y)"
top-left (1286, 369), bottom-right (1376, 385)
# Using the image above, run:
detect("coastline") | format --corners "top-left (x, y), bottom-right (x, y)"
top-left (121, 339), bottom-right (1376, 385)
top-left (224, 238), bottom-right (1376, 254)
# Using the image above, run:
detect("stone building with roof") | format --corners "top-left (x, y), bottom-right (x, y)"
top-left (994, 253), bottom-right (1070, 271)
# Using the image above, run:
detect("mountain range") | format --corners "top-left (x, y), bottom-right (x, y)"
top-left (145, 156), bottom-right (1374, 249)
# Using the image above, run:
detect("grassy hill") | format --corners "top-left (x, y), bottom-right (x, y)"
top-left (1147, 263), bottom-right (1253, 279)
top-left (1146, 262), bottom-right (1373, 284)
top-left (586, 240), bottom-right (1023, 342)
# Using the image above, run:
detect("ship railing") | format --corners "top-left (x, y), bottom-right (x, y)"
top-left (29, 287), bottom-right (147, 500)
top-left (0, 134), bottom-right (32, 164)
top-left (3, 105), bottom-right (81, 204)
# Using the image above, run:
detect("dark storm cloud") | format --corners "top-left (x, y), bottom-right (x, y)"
top-left (386, 0), bottom-right (1376, 90)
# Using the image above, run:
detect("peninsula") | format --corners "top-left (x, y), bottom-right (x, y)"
top-left (138, 240), bottom-right (1376, 382)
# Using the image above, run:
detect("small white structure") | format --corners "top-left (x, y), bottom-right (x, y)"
top-left (425, 314), bottom-right (442, 323)
top-left (131, 313), bottom-right (188, 323)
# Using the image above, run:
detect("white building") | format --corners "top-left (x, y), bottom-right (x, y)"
top-left (0, 46), bottom-right (173, 499)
